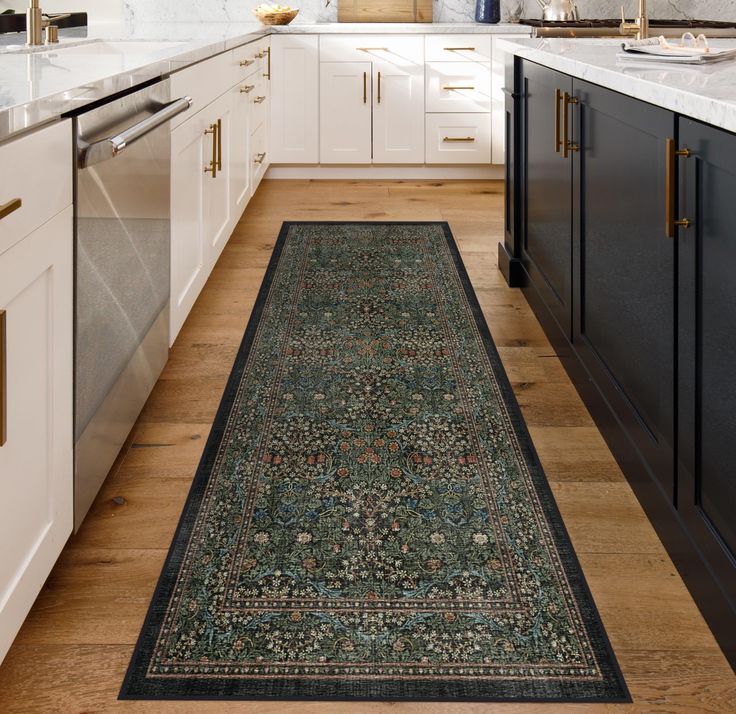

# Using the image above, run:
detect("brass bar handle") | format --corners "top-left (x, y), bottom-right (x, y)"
top-left (240, 84), bottom-right (255, 93)
top-left (254, 151), bottom-right (267, 165)
top-left (264, 46), bottom-right (271, 80)
top-left (443, 136), bottom-right (475, 142)
top-left (377, 71), bottom-right (381, 104)
top-left (363, 71), bottom-right (367, 104)
top-left (255, 51), bottom-right (264, 59)
top-left (442, 85), bottom-right (475, 91)
top-left (0, 309), bottom-right (5, 447)
top-left (665, 137), bottom-right (691, 237)
top-left (562, 92), bottom-right (579, 159)
top-left (357, 47), bottom-right (389, 52)
top-left (240, 58), bottom-right (255, 67)
top-left (444, 46), bottom-right (476, 51)
top-left (204, 122), bottom-right (217, 178)
top-left (254, 95), bottom-right (267, 104)
top-left (555, 88), bottom-right (562, 154)
top-left (216, 118), bottom-right (222, 173)
top-left (0, 198), bottom-right (21, 221)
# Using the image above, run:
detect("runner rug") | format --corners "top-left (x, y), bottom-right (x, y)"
top-left (121, 222), bottom-right (629, 702)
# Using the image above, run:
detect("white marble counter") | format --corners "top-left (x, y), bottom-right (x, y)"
top-left (0, 21), bottom-right (530, 141)
top-left (499, 37), bottom-right (736, 135)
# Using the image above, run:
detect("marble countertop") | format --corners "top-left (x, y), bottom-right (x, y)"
top-left (498, 36), bottom-right (736, 135)
top-left (0, 21), bottom-right (530, 141)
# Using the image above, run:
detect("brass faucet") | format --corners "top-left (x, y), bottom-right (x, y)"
top-left (620, 0), bottom-right (649, 40)
top-left (26, 0), bottom-right (70, 46)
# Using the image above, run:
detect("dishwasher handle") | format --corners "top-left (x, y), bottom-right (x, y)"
top-left (78, 95), bottom-right (193, 168)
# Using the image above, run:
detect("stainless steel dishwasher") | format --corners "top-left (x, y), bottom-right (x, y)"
top-left (74, 80), bottom-right (192, 530)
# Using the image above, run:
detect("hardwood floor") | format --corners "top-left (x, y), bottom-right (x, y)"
top-left (0, 180), bottom-right (734, 713)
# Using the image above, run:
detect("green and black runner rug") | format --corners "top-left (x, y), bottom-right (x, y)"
top-left (121, 222), bottom-right (629, 702)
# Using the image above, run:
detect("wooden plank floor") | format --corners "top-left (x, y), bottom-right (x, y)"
top-left (0, 180), bottom-right (734, 713)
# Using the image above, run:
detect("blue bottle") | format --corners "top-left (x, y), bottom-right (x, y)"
top-left (475, 0), bottom-right (500, 24)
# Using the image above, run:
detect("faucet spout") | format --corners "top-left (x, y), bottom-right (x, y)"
top-left (620, 0), bottom-right (649, 40)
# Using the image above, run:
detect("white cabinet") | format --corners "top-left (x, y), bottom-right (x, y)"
top-left (171, 39), bottom-right (270, 343)
top-left (320, 61), bottom-right (372, 164)
top-left (319, 36), bottom-right (425, 165)
top-left (372, 60), bottom-right (424, 164)
top-left (270, 35), bottom-right (319, 163)
top-left (0, 124), bottom-right (73, 662)
top-left (426, 62), bottom-right (492, 113)
top-left (425, 113), bottom-right (491, 164)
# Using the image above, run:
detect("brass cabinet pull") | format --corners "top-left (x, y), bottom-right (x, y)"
top-left (377, 71), bottom-right (381, 104)
top-left (240, 84), bottom-right (255, 93)
top-left (264, 46), bottom-right (271, 79)
top-left (254, 151), bottom-right (267, 165)
top-left (240, 58), bottom-right (255, 67)
top-left (253, 95), bottom-right (267, 104)
top-left (204, 122), bottom-right (217, 178)
top-left (443, 136), bottom-right (475, 142)
top-left (442, 85), bottom-right (475, 91)
top-left (0, 198), bottom-right (21, 221)
top-left (357, 47), bottom-right (389, 52)
top-left (0, 309), bottom-right (5, 447)
top-left (363, 71), bottom-right (367, 103)
top-left (255, 51), bottom-right (264, 59)
top-left (665, 137), bottom-right (691, 237)
top-left (554, 88), bottom-right (563, 154)
top-left (444, 46), bottom-right (476, 51)
top-left (562, 92), bottom-right (579, 159)
top-left (216, 118), bottom-right (222, 172)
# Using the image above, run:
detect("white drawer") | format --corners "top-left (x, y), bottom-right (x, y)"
top-left (426, 62), bottom-right (491, 113)
top-left (425, 35), bottom-right (492, 63)
top-left (425, 113), bottom-right (491, 164)
top-left (250, 76), bottom-right (269, 136)
top-left (250, 122), bottom-right (269, 193)
top-left (0, 120), bottom-right (72, 257)
top-left (233, 37), bottom-right (270, 83)
top-left (320, 35), bottom-right (423, 65)
top-left (170, 51), bottom-right (233, 129)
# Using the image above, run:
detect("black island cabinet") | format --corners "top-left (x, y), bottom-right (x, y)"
top-left (502, 56), bottom-right (736, 668)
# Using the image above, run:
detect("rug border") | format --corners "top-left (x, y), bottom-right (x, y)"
top-left (119, 221), bottom-right (631, 703)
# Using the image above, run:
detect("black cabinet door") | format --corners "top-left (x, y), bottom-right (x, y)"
top-left (679, 118), bottom-right (736, 567)
top-left (572, 80), bottom-right (676, 499)
top-left (520, 61), bottom-right (573, 337)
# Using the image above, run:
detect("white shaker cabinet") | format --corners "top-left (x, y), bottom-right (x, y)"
top-left (372, 60), bottom-right (424, 164)
top-left (0, 120), bottom-right (74, 663)
top-left (320, 61), bottom-right (373, 164)
top-left (270, 35), bottom-right (319, 163)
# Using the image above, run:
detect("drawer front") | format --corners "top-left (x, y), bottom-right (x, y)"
top-left (250, 75), bottom-right (269, 136)
top-left (0, 120), bottom-right (72, 257)
top-left (425, 35), bottom-right (491, 63)
top-left (320, 35), bottom-right (423, 65)
top-left (233, 37), bottom-right (270, 83)
top-left (425, 113), bottom-right (491, 164)
top-left (426, 62), bottom-right (491, 113)
top-left (250, 122), bottom-right (269, 192)
top-left (170, 51), bottom-right (233, 129)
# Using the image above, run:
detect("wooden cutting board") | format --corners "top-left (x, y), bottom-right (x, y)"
top-left (338, 0), bottom-right (433, 23)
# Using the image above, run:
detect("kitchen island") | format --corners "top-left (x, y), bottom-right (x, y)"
top-left (499, 36), bottom-right (736, 668)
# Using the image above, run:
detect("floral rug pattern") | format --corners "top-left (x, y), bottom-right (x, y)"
top-left (122, 223), bottom-right (628, 701)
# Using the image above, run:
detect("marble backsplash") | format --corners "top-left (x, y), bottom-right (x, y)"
top-left (121, 0), bottom-right (736, 25)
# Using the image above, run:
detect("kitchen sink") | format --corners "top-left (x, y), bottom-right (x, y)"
top-left (50, 40), bottom-right (186, 54)
top-left (0, 39), bottom-right (187, 55)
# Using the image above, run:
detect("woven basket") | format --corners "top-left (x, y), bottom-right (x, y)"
top-left (253, 7), bottom-right (299, 24)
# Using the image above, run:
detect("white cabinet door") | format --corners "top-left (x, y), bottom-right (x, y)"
top-left (270, 35), bottom-right (319, 164)
top-left (170, 110), bottom-right (208, 343)
top-left (372, 60), bottom-right (424, 164)
top-left (204, 91), bottom-right (233, 273)
top-left (230, 80), bottom-right (252, 221)
top-left (0, 206), bottom-right (73, 663)
top-left (320, 62), bottom-right (372, 164)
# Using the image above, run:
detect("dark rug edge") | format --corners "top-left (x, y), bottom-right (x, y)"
top-left (119, 221), bottom-right (631, 703)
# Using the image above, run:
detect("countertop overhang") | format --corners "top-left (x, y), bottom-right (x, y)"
top-left (498, 36), bottom-right (736, 135)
